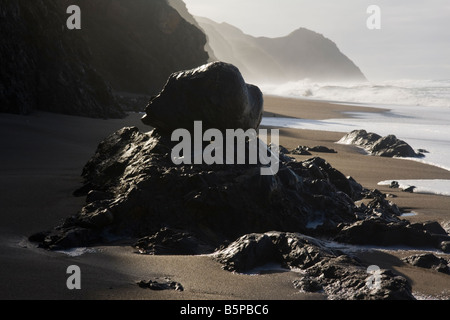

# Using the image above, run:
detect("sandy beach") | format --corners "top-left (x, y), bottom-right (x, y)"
top-left (0, 96), bottom-right (449, 301)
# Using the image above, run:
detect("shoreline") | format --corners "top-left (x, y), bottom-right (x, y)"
top-left (262, 95), bottom-right (391, 120)
top-left (0, 95), bottom-right (449, 300)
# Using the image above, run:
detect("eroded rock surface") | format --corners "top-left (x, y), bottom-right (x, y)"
top-left (402, 254), bottom-right (450, 274)
top-left (339, 130), bottom-right (424, 158)
top-left (213, 232), bottom-right (415, 300)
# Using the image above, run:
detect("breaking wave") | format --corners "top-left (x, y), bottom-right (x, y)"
top-left (261, 79), bottom-right (450, 108)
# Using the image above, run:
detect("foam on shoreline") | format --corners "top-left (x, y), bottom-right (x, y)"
top-left (378, 180), bottom-right (450, 197)
top-left (261, 94), bottom-right (450, 196)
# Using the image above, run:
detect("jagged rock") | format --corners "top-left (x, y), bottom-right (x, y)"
top-left (339, 130), bottom-right (382, 149)
top-left (290, 146), bottom-right (312, 156)
top-left (270, 143), bottom-right (294, 163)
top-left (402, 254), bottom-right (450, 275)
top-left (291, 145), bottom-right (336, 155)
top-left (363, 189), bottom-right (383, 199)
top-left (138, 278), bottom-right (184, 291)
top-left (334, 218), bottom-right (448, 250)
top-left (33, 227), bottom-right (101, 250)
top-left (142, 62), bottom-right (263, 133)
top-left (293, 157), bottom-right (365, 201)
top-left (293, 276), bottom-right (323, 293)
top-left (338, 130), bottom-right (423, 158)
top-left (31, 124), bottom-right (364, 249)
top-left (276, 144), bottom-right (290, 155)
top-left (421, 221), bottom-right (448, 235)
top-left (133, 228), bottom-right (214, 255)
top-left (213, 231), bottom-right (414, 300)
top-left (31, 124), bottom-right (447, 251)
top-left (371, 135), bottom-right (418, 158)
top-left (364, 197), bottom-right (403, 220)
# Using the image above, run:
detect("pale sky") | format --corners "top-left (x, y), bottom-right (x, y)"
top-left (182, 0), bottom-right (450, 81)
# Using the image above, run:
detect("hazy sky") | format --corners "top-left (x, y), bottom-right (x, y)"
top-left (182, 0), bottom-right (450, 81)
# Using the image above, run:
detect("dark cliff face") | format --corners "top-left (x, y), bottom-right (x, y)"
top-left (0, 0), bottom-right (130, 118)
top-left (76, 0), bottom-right (209, 95)
top-left (0, 0), bottom-right (209, 117)
top-left (0, 0), bottom-right (124, 118)
top-left (167, 0), bottom-right (218, 62)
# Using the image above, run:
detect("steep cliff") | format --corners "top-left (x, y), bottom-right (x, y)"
top-left (0, 0), bottom-right (124, 118)
top-left (167, 0), bottom-right (217, 61)
top-left (77, 0), bottom-right (209, 95)
top-left (197, 17), bottom-right (366, 84)
top-left (0, 0), bottom-right (209, 117)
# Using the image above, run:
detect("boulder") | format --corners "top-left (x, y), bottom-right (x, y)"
top-left (290, 145), bottom-right (336, 155)
top-left (402, 254), bottom-right (449, 275)
top-left (213, 231), bottom-right (414, 300)
top-left (338, 130), bottom-right (381, 149)
top-left (338, 130), bottom-right (423, 158)
top-left (141, 61), bottom-right (263, 133)
top-left (334, 218), bottom-right (449, 250)
top-left (371, 135), bottom-right (418, 158)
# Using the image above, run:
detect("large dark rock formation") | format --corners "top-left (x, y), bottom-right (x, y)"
top-left (402, 253), bottom-right (450, 275)
top-left (1, 0), bottom-right (209, 117)
top-left (30, 63), bottom-right (449, 300)
top-left (142, 62), bottom-right (263, 133)
top-left (29, 126), bottom-right (366, 250)
top-left (196, 17), bottom-right (366, 84)
top-left (214, 232), bottom-right (414, 300)
top-left (338, 129), bottom-right (423, 158)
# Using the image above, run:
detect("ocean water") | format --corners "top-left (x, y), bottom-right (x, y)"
top-left (260, 79), bottom-right (450, 108)
top-left (260, 79), bottom-right (450, 196)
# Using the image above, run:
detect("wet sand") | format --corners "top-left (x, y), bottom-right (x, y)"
top-left (0, 96), bottom-right (449, 300)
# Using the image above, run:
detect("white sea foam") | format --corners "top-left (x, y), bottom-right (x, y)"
top-left (260, 79), bottom-right (450, 196)
top-left (378, 180), bottom-right (450, 197)
top-left (261, 79), bottom-right (450, 108)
